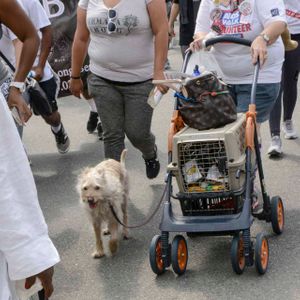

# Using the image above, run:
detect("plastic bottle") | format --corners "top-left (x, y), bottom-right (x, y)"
top-left (147, 87), bottom-right (163, 109)
top-left (28, 70), bottom-right (36, 78)
top-left (192, 65), bottom-right (201, 77)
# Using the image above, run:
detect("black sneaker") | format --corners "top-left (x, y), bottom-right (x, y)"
top-left (144, 147), bottom-right (160, 179)
top-left (97, 122), bottom-right (103, 140)
top-left (52, 124), bottom-right (70, 154)
top-left (87, 111), bottom-right (99, 133)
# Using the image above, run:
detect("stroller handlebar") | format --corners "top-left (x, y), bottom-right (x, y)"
top-left (203, 35), bottom-right (252, 48)
top-left (182, 36), bottom-right (253, 72)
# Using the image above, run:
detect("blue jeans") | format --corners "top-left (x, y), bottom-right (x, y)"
top-left (228, 83), bottom-right (280, 123)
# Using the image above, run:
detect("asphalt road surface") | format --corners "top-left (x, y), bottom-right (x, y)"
top-left (24, 46), bottom-right (300, 300)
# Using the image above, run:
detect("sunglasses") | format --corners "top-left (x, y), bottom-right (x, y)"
top-left (107, 9), bottom-right (117, 34)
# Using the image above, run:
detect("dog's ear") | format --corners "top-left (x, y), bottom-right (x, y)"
top-left (76, 167), bottom-right (91, 193)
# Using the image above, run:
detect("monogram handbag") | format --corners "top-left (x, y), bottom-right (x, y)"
top-left (178, 72), bottom-right (237, 130)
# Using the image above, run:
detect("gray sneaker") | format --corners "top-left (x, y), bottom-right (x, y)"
top-left (52, 124), bottom-right (70, 154)
top-left (267, 135), bottom-right (282, 157)
top-left (282, 120), bottom-right (298, 139)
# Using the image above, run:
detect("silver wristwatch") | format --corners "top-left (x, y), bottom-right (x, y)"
top-left (259, 33), bottom-right (270, 44)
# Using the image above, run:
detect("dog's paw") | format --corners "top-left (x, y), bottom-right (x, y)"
top-left (92, 250), bottom-right (105, 259)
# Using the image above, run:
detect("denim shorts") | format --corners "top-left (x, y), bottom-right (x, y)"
top-left (228, 83), bottom-right (280, 123)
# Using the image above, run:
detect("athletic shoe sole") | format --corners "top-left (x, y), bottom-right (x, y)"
top-left (267, 149), bottom-right (282, 157)
top-left (283, 133), bottom-right (298, 140)
top-left (57, 138), bottom-right (70, 154)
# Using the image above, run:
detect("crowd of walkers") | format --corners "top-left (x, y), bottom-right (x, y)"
top-left (0, 0), bottom-right (299, 299)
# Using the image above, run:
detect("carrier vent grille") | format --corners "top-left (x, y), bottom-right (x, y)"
top-left (178, 140), bottom-right (230, 193)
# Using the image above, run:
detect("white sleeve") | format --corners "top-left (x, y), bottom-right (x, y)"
top-left (0, 94), bottom-right (60, 281)
top-left (256, 0), bottom-right (287, 27)
top-left (194, 0), bottom-right (211, 34)
top-left (7, 0), bottom-right (51, 41)
top-left (26, 0), bottom-right (51, 31)
top-left (78, 0), bottom-right (89, 10)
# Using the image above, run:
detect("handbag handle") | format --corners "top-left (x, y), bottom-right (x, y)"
top-left (0, 50), bottom-right (16, 72)
top-left (152, 79), bottom-right (183, 92)
top-left (0, 50), bottom-right (35, 86)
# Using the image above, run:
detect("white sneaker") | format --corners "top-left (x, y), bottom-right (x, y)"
top-left (282, 120), bottom-right (298, 139)
top-left (267, 135), bottom-right (282, 156)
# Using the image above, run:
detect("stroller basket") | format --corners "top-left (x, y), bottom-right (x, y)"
top-left (178, 194), bottom-right (244, 216)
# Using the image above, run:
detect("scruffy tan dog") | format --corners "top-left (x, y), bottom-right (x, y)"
top-left (77, 150), bottom-right (129, 258)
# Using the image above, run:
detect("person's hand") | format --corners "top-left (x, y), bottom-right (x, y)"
top-left (153, 70), bottom-right (168, 94)
top-left (168, 23), bottom-right (175, 43)
top-left (7, 88), bottom-right (32, 124)
top-left (189, 37), bottom-right (203, 52)
top-left (25, 267), bottom-right (54, 298)
top-left (251, 36), bottom-right (268, 66)
top-left (69, 78), bottom-right (83, 98)
top-left (32, 66), bottom-right (44, 82)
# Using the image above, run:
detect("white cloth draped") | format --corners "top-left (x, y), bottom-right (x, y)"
top-left (0, 92), bottom-right (60, 300)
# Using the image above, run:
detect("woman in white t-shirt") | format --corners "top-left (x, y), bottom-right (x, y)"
top-left (70, 0), bottom-right (168, 179)
top-left (268, 0), bottom-right (300, 156)
top-left (190, 0), bottom-right (287, 124)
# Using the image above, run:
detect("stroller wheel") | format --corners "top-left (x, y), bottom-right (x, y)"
top-left (171, 235), bottom-right (188, 275)
top-left (271, 196), bottom-right (284, 235)
top-left (149, 235), bottom-right (165, 275)
top-left (255, 233), bottom-right (269, 275)
top-left (230, 235), bottom-right (245, 275)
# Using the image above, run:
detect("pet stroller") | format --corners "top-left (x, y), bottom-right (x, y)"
top-left (149, 36), bottom-right (285, 276)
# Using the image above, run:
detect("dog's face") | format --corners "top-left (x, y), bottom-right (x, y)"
top-left (77, 167), bottom-right (106, 210)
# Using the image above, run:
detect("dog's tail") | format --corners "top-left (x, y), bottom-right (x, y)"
top-left (120, 149), bottom-right (127, 167)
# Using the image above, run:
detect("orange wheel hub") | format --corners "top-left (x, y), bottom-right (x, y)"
top-left (277, 200), bottom-right (284, 230)
top-left (260, 239), bottom-right (269, 270)
top-left (156, 240), bottom-right (164, 271)
top-left (177, 240), bottom-right (187, 270)
top-left (238, 239), bottom-right (245, 269)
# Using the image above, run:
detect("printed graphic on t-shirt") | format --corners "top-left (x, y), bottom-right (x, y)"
top-left (88, 12), bottom-right (139, 35)
top-left (270, 8), bottom-right (279, 17)
top-left (286, 9), bottom-right (300, 20)
top-left (210, 7), bottom-right (251, 37)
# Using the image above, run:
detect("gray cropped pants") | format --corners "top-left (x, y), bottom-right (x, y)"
top-left (88, 73), bottom-right (156, 161)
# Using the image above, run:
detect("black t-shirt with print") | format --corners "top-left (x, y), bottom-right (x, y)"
top-left (173, 0), bottom-right (200, 46)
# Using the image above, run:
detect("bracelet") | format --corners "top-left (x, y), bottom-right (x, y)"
top-left (70, 75), bottom-right (81, 80)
